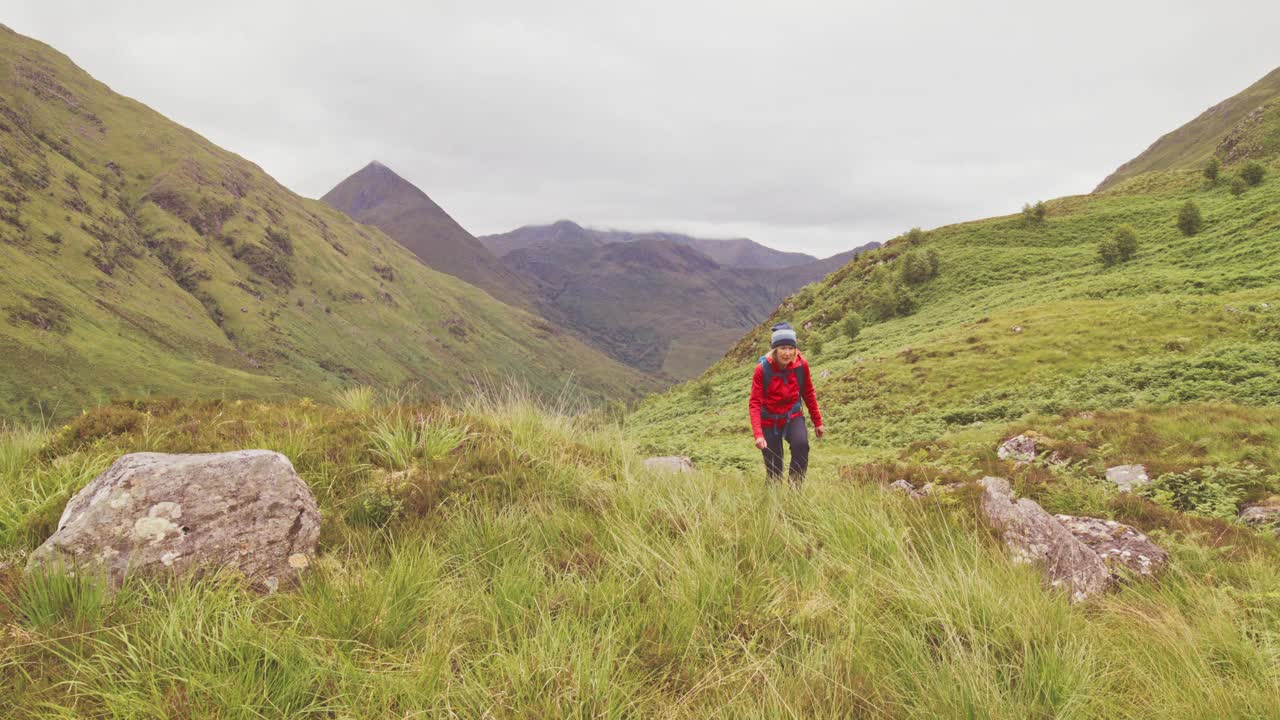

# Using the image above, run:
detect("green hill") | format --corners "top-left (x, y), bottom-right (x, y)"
top-left (632, 153), bottom-right (1280, 472)
top-left (1096, 66), bottom-right (1280, 191)
top-left (0, 26), bottom-right (653, 420)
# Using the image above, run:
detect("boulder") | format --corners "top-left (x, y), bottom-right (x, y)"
top-left (27, 450), bottom-right (319, 591)
top-left (643, 456), bottom-right (695, 474)
top-left (1105, 464), bottom-right (1149, 492)
top-left (977, 477), bottom-right (1113, 602)
top-left (1054, 515), bottom-right (1168, 577)
top-left (997, 434), bottom-right (1037, 463)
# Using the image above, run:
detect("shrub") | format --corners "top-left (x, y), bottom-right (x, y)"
top-left (1137, 464), bottom-right (1277, 520)
top-left (692, 380), bottom-right (713, 402)
top-left (1176, 201), bottom-right (1202, 236)
top-left (866, 279), bottom-right (916, 320)
top-left (1240, 161), bottom-right (1266, 186)
top-left (898, 249), bottom-right (940, 285)
top-left (841, 314), bottom-right (862, 341)
top-left (808, 336), bottom-right (824, 356)
top-left (1021, 201), bottom-right (1048, 225)
top-left (1203, 156), bottom-right (1220, 184)
top-left (1097, 236), bottom-right (1121, 267)
top-left (1230, 175), bottom-right (1248, 196)
top-left (1113, 224), bottom-right (1138, 261)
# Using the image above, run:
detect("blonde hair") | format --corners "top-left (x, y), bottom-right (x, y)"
top-left (765, 346), bottom-right (798, 364)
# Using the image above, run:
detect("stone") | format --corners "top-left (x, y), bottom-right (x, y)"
top-left (1239, 500), bottom-right (1280, 532)
top-left (26, 450), bottom-right (319, 591)
top-left (977, 477), bottom-right (1113, 602)
top-left (1055, 515), bottom-right (1169, 577)
top-left (643, 456), bottom-right (695, 474)
top-left (888, 479), bottom-right (923, 497)
top-left (1105, 464), bottom-right (1149, 492)
top-left (997, 434), bottom-right (1037, 463)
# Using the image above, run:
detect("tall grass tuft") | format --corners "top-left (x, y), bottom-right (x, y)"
top-left (333, 385), bottom-right (377, 412)
top-left (368, 412), bottom-right (472, 470)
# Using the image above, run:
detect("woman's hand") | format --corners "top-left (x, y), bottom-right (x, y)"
top-left (815, 425), bottom-right (825, 438)
top-left (754, 437), bottom-right (768, 450)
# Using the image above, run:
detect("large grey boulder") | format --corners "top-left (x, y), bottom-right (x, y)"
top-left (977, 477), bottom-right (1113, 602)
top-left (643, 456), bottom-right (695, 474)
top-left (1055, 515), bottom-right (1168, 577)
top-left (27, 450), bottom-right (320, 591)
top-left (1105, 464), bottom-right (1150, 492)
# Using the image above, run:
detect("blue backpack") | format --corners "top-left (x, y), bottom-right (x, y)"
top-left (758, 355), bottom-right (805, 438)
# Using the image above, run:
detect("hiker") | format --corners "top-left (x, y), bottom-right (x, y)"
top-left (749, 321), bottom-right (823, 486)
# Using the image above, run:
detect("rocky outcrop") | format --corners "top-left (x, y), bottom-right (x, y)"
top-left (643, 456), bottom-right (695, 474)
top-left (1054, 515), bottom-right (1169, 577)
top-left (1105, 465), bottom-right (1150, 492)
top-left (26, 451), bottom-right (319, 591)
top-left (977, 477), bottom-right (1113, 602)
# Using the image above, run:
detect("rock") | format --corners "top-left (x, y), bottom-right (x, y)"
top-left (1239, 500), bottom-right (1280, 531)
top-left (1054, 515), bottom-right (1169, 577)
top-left (819, 369), bottom-right (831, 379)
top-left (997, 434), bottom-right (1037, 463)
top-left (643, 456), bottom-right (695, 474)
top-left (27, 451), bottom-right (319, 591)
top-left (889, 479), bottom-right (923, 497)
top-left (977, 477), bottom-right (1113, 602)
top-left (1011, 325), bottom-right (1023, 333)
top-left (1105, 464), bottom-right (1149, 492)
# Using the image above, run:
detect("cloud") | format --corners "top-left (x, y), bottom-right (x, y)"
top-left (9, 0), bottom-right (1280, 256)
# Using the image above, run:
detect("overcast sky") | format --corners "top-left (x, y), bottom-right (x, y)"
top-left (9, 1), bottom-right (1280, 256)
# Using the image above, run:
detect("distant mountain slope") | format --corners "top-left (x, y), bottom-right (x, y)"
top-left (480, 220), bottom-right (817, 269)
top-left (321, 161), bottom-right (536, 309)
top-left (0, 25), bottom-right (653, 419)
top-left (1096, 66), bottom-right (1280, 191)
top-left (503, 237), bottom-right (778, 378)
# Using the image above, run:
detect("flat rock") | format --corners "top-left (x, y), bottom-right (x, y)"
top-left (643, 456), bottom-right (695, 474)
top-left (27, 450), bottom-right (319, 591)
top-left (997, 434), bottom-right (1037, 463)
top-left (977, 477), bottom-right (1113, 602)
top-left (888, 479), bottom-right (924, 497)
top-left (1105, 464), bottom-right (1150, 492)
top-left (1055, 515), bottom-right (1168, 577)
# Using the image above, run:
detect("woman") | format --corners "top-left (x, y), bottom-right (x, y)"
top-left (749, 321), bottom-right (824, 486)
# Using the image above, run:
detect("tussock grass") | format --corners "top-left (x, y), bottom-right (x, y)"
top-left (1, 397), bottom-right (1278, 717)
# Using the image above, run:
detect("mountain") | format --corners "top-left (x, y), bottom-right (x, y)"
top-left (0, 26), bottom-right (653, 420)
top-left (480, 220), bottom-right (818, 269)
top-left (1096, 66), bottom-right (1280, 191)
top-left (502, 236), bottom-right (778, 378)
top-left (321, 161), bottom-right (536, 309)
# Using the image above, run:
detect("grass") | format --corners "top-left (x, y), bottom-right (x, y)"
top-left (0, 396), bottom-right (1278, 717)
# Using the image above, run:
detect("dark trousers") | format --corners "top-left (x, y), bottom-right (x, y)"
top-left (762, 416), bottom-right (809, 486)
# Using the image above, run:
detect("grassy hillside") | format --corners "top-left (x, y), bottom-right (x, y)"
top-left (630, 158), bottom-right (1280, 472)
top-left (1096, 66), bottom-right (1280, 191)
top-left (2, 394), bottom-right (1278, 717)
top-left (0, 26), bottom-right (653, 421)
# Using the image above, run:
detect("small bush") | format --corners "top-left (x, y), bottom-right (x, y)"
top-left (808, 336), bottom-right (824, 356)
top-left (368, 413), bottom-right (471, 470)
top-left (1021, 201), bottom-right (1047, 225)
top-left (1203, 156), bottom-right (1220, 184)
top-left (692, 380), bottom-right (713, 402)
top-left (898, 249), bottom-right (940, 285)
top-left (1097, 236), bottom-right (1121, 267)
top-left (842, 314), bottom-right (862, 341)
top-left (1113, 224), bottom-right (1138, 261)
top-left (1137, 464), bottom-right (1277, 520)
top-left (1240, 161), bottom-right (1266, 186)
top-left (1176, 201), bottom-right (1202, 236)
top-left (1230, 175), bottom-right (1248, 196)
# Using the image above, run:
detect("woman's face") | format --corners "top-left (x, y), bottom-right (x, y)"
top-left (775, 345), bottom-right (797, 364)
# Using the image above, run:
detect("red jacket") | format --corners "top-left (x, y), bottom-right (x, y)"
top-left (749, 352), bottom-right (822, 440)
